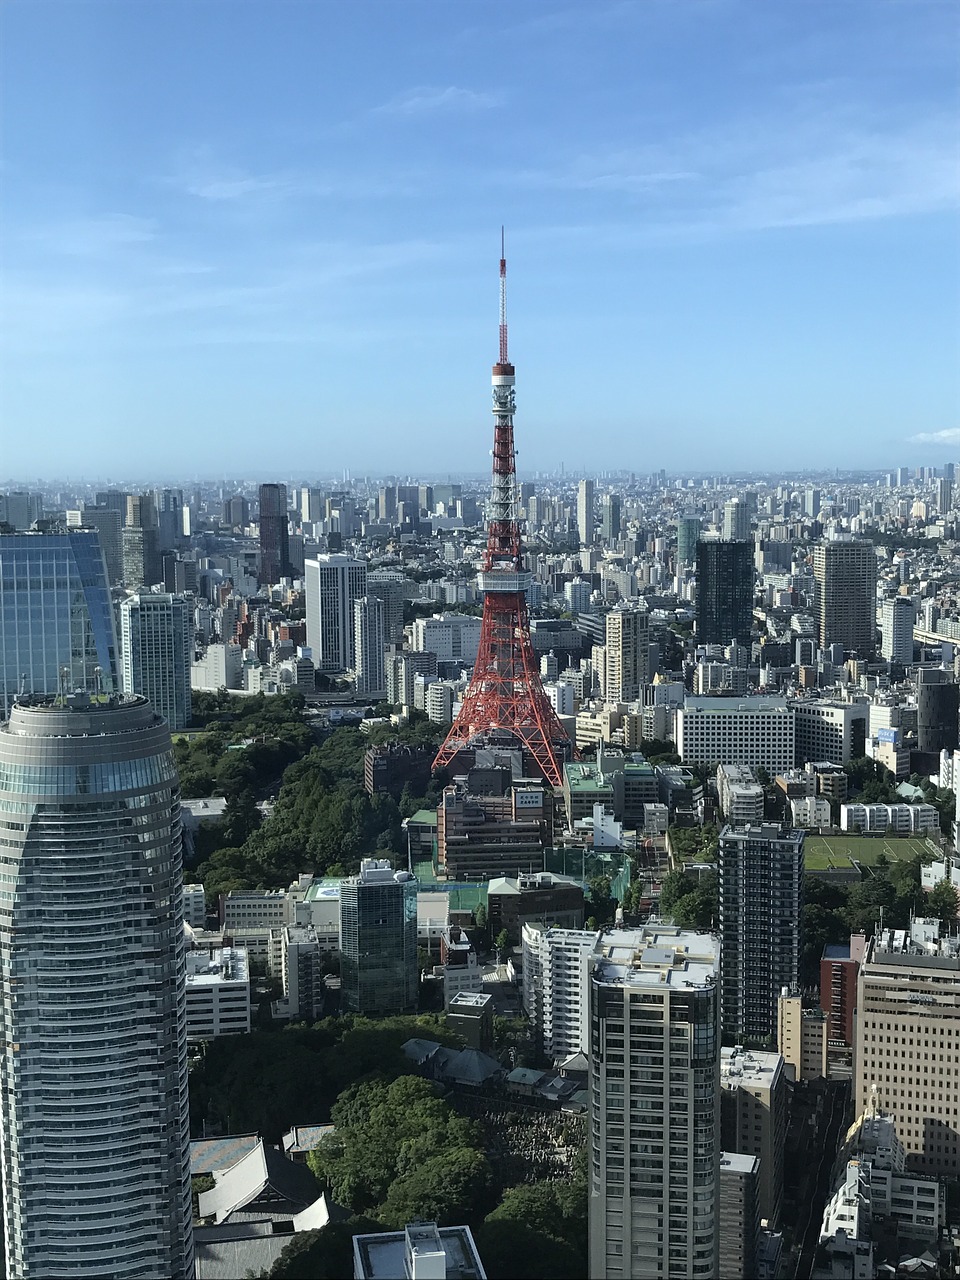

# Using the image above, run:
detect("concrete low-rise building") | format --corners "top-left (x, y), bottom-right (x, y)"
top-left (840, 802), bottom-right (939, 834)
top-left (185, 947), bottom-right (251, 1041)
top-left (717, 763), bottom-right (764, 826)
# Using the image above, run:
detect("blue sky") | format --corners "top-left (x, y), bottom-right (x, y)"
top-left (1, 0), bottom-right (958, 480)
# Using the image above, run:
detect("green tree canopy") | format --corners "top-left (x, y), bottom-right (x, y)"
top-left (308, 1075), bottom-right (487, 1218)
top-left (927, 879), bottom-right (960, 930)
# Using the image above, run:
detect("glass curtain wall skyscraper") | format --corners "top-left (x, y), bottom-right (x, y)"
top-left (0, 695), bottom-right (193, 1279)
top-left (0, 530), bottom-right (119, 714)
top-left (695, 537), bottom-right (754, 646)
top-left (339, 859), bottom-right (418, 1017)
top-left (258, 483), bottom-right (291, 586)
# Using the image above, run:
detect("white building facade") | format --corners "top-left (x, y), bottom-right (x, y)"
top-left (119, 592), bottom-right (193, 729)
top-left (304, 554), bottom-right (367, 673)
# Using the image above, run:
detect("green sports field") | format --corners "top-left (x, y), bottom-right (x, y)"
top-left (804, 834), bottom-right (937, 871)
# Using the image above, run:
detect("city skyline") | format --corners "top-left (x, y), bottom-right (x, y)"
top-left (2, 1), bottom-right (957, 477)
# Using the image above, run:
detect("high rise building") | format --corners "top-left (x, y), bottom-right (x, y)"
top-left (339, 859), bottom-right (418, 1017)
top-left (367, 570), bottom-right (406, 644)
top-left (720, 1047), bottom-right (787, 1228)
top-left (718, 1154), bottom-right (760, 1280)
top-left (804, 488), bottom-right (822, 519)
top-left (603, 605), bottom-right (649, 704)
top-left (719, 824), bottom-right (804, 1044)
top-left (353, 595), bottom-right (386, 696)
top-left (67, 506), bottom-right (124, 585)
top-left (156, 488), bottom-right (185, 551)
top-left (722, 498), bottom-right (750, 542)
top-left (304, 554), bottom-right (368, 672)
top-left (577, 478), bottom-right (596, 547)
top-left (855, 918), bottom-right (960, 1176)
top-left (0, 530), bottom-right (119, 714)
top-left (521, 924), bottom-right (599, 1059)
top-left (676, 515), bottom-right (701, 568)
top-left (937, 476), bottom-right (953, 515)
top-left (564, 577), bottom-right (593, 615)
top-left (0, 490), bottom-right (43, 530)
top-left (600, 493), bottom-right (622, 543)
top-left (0, 695), bottom-right (193, 1278)
top-left (812, 540), bottom-right (877, 656)
top-left (119, 593), bottom-right (193, 730)
top-left (122, 493), bottom-right (161, 588)
top-left (916, 667), bottom-right (960, 754)
top-left (588, 925), bottom-right (720, 1280)
top-left (695, 538), bottom-right (753, 646)
top-left (221, 494), bottom-right (250, 529)
top-left (881, 596), bottom-right (917, 663)
top-left (258, 482), bottom-right (291, 585)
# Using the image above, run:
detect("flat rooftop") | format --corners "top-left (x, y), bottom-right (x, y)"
top-left (354, 1223), bottom-right (486, 1280)
top-left (186, 947), bottom-right (249, 985)
top-left (593, 924), bottom-right (718, 989)
top-left (721, 1046), bottom-right (783, 1087)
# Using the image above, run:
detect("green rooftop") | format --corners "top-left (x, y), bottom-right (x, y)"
top-left (409, 809), bottom-right (438, 827)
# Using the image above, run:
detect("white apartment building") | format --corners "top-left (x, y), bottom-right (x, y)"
top-left (790, 794), bottom-right (831, 828)
top-left (921, 856), bottom-right (960, 891)
top-left (411, 613), bottom-right (483, 665)
top-left (271, 925), bottom-right (325, 1022)
top-left (544, 679), bottom-right (577, 717)
top-left (792, 699), bottom-right (869, 766)
top-left (881, 596), bottom-right (917, 663)
top-left (185, 947), bottom-right (251, 1041)
top-left (840, 803), bottom-right (939, 834)
top-left (588, 925), bottom-right (720, 1280)
top-left (521, 923), bottom-right (599, 1059)
top-left (183, 883), bottom-right (207, 929)
top-left (425, 681), bottom-right (456, 724)
top-left (855, 918), bottom-right (960, 1176)
top-left (716, 763), bottom-right (764, 825)
top-left (119, 592), bottom-right (193, 730)
top-left (191, 641), bottom-right (243, 691)
top-left (676, 696), bottom-right (794, 777)
top-left (304, 554), bottom-right (367, 673)
top-left (604, 605), bottom-right (649, 705)
top-left (353, 595), bottom-right (386, 695)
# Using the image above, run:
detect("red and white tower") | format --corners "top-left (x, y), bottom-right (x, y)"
top-left (433, 236), bottom-right (572, 788)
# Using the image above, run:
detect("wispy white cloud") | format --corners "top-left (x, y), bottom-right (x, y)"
top-left (161, 147), bottom-right (418, 203)
top-left (24, 214), bottom-right (157, 255)
top-left (908, 428), bottom-right (960, 446)
top-left (371, 85), bottom-right (501, 116)
top-left (509, 103), bottom-right (959, 232)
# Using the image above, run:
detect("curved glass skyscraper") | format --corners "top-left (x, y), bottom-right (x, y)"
top-left (0, 695), bottom-right (193, 1279)
top-left (0, 530), bottom-right (119, 714)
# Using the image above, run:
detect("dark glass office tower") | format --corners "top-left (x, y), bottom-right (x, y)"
top-left (339, 859), bottom-right (418, 1016)
top-left (0, 530), bottom-right (119, 714)
top-left (258, 483), bottom-right (291, 585)
top-left (695, 538), bottom-right (754, 646)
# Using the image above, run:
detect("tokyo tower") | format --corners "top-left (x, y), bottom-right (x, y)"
top-left (433, 235), bottom-right (572, 788)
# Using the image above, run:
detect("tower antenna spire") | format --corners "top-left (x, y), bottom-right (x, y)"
top-left (499, 226), bottom-right (508, 366)
top-left (432, 237), bottom-right (573, 788)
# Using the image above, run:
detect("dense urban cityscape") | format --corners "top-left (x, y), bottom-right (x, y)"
top-left (3, 2), bottom-right (958, 1279)
top-left (5, 401), bottom-right (960, 1279)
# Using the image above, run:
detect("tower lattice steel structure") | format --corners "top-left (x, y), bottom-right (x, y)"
top-left (433, 237), bottom-right (571, 787)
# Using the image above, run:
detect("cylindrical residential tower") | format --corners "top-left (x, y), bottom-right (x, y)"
top-left (0, 694), bottom-right (194, 1279)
